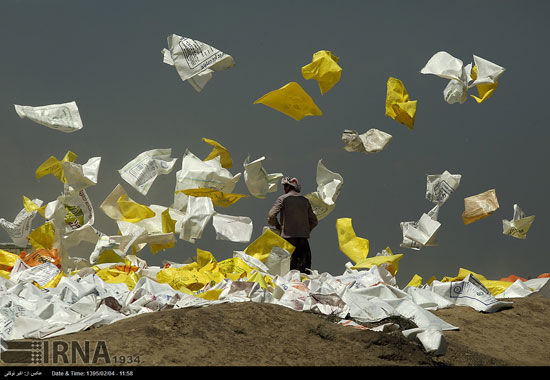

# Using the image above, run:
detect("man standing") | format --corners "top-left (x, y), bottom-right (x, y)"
top-left (268, 177), bottom-right (318, 274)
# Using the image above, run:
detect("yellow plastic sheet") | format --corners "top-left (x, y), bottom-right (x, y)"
top-left (96, 249), bottom-right (125, 264)
top-left (336, 218), bottom-right (369, 264)
top-left (195, 289), bottom-right (223, 300)
top-left (117, 194), bottom-right (156, 223)
top-left (96, 267), bottom-right (139, 291)
top-left (22, 196), bottom-right (46, 218)
top-left (406, 274), bottom-right (423, 288)
top-left (218, 257), bottom-right (255, 279)
top-left (202, 138), bottom-right (233, 169)
top-left (470, 66), bottom-right (498, 104)
top-left (178, 188), bottom-right (248, 208)
top-left (35, 151), bottom-right (77, 183)
top-left (301, 50), bottom-right (342, 95)
top-left (157, 266), bottom-right (211, 292)
top-left (36, 270), bottom-right (65, 289)
top-left (439, 267), bottom-right (513, 296)
top-left (244, 228), bottom-right (295, 262)
top-left (351, 254), bottom-right (404, 276)
top-left (385, 77), bottom-right (417, 130)
top-left (161, 208), bottom-right (177, 233)
top-left (27, 222), bottom-right (55, 250)
top-left (253, 82), bottom-right (322, 121)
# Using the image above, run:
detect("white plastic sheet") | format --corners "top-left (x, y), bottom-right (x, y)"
top-left (400, 205), bottom-right (441, 250)
top-left (119, 149), bottom-right (177, 196)
top-left (163, 34), bottom-right (235, 92)
top-left (426, 170), bottom-right (461, 205)
top-left (14, 101), bottom-right (83, 133)
top-left (179, 196), bottom-right (215, 243)
top-left (305, 160), bottom-right (343, 220)
top-left (212, 213), bottom-right (253, 243)
top-left (63, 156), bottom-right (101, 191)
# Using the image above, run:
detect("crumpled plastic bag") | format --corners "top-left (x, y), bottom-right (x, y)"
top-left (304, 160), bottom-right (343, 221)
top-left (179, 196), bottom-right (215, 243)
top-left (502, 204), bottom-right (535, 239)
top-left (14, 101), bottom-right (83, 133)
top-left (385, 77), bottom-right (417, 129)
top-left (342, 129), bottom-right (392, 154)
top-left (20, 248), bottom-right (61, 269)
top-left (162, 34), bottom-right (235, 92)
top-left (62, 156), bottom-right (101, 191)
top-left (462, 189), bottom-right (499, 225)
top-left (400, 205), bottom-right (441, 250)
top-left (178, 188), bottom-right (247, 208)
top-left (35, 151), bottom-right (77, 183)
top-left (426, 170), bottom-right (461, 205)
top-left (244, 228), bottom-right (295, 263)
top-left (212, 213), bottom-right (253, 243)
top-left (202, 138), bottom-right (233, 169)
top-left (420, 51), bottom-right (505, 104)
top-left (254, 82), bottom-right (322, 121)
top-left (0, 198), bottom-right (43, 247)
top-left (301, 50), bottom-right (342, 95)
top-left (118, 148), bottom-right (177, 196)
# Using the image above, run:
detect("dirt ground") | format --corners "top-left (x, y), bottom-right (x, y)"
top-left (2, 294), bottom-right (549, 369)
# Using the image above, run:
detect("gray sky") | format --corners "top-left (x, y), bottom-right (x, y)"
top-left (1, 0), bottom-right (548, 287)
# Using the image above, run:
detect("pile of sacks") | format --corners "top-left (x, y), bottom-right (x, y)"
top-left (1, 227), bottom-right (548, 355)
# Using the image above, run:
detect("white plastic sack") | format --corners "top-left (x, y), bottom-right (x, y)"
top-left (426, 170), bottom-right (461, 205)
top-left (243, 156), bottom-right (282, 198)
top-left (14, 101), bottom-right (83, 133)
top-left (212, 213), bottom-right (253, 243)
top-left (502, 204), bottom-right (535, 239)
top-left (400, 205), bottom-right (441, 250)
top-left (342, 129), bottom-right (392, 154)
top-left (179, 196), bottom-right (215, 243)
top-left (0, 198), bottom-right (43, 247)
top-left (119, 149), bottom-right (177, 196)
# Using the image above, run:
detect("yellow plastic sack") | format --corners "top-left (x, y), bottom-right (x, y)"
top-left (157, 266), bottom-right (211, 292)
top-left (202, 138), bottom-right (233, 169)
top-left (96, 267), bottom-right (139, 291)
top-left (35, 150), bottom-right (77, 183)
top-left (301, 50), bottom-right (342, 95)
top-left (218, 257), bottom-right (255, 279)
top-left (0, 270), bottom-right (10, 279)
top-left (351, 253), bottom-right (404, 276)
top-left (96, 249), bottom-right (125, 264)
top-left (178, 188), bottom-right (248, 207)
top-left (336, 218), bottom-right (369, 264)
top-left (385, 77), bottom-right (417, 130)
top-left (253, 82), bottom-right (322, 121)
top-left (35, 270), bottom-right (65, 289)
top-left (161, 208), bottom-right (176, 233)
top-left (244, 228), bottom-right (296, 262)
top-left (22, 196), bottom-right (46, 218)
top-left (117, 194), bottom-right (156, 223)
top-left (195, 288), bottom-right (223, 300)
top-left (247, 271), bottom-right (270, 289)
top-left (27, 222), bottom-right (55, 250)
top-left (470, 65), bottom-right (499, 104)
top-left (462, 189), bottom-right (499, 225)
top-left (440, 268), bottom-right (487, 282)
top-left (150, 241), bottom-right (175, 254)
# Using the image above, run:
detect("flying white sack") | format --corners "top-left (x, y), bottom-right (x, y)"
top-left (163, 34), bottom-right (235, 92)
top-left (315, 159), bottom-right (343, 206)
top-left (243, 156), bottom-right (283, 198)
top-left (0, 199), bottom-right (43, 247)
top-left (342, 129), bottom-right (392, 154)
top-left (502, 204), bottom-right (535, 239)
top-left (420, 51), bottom-right (504, 104)
top-left (119, 149), bottom-right (177, 196)
top-left (14, 101), bottom-right (83, 133)
top-left (63, 157), bottom-right (101, 191)
top-left (173, 150), bottom-right (241, 211)
top-left (179, 196), bottom-right (215, 243)
top-left (212, 213), bottom-right (253, 243)
top-left (400, 205), bottom-right (441, 250)
top-left (45, 186), bottom-right (95, 236)
top-left (426, 170), bottom-right (461, 205)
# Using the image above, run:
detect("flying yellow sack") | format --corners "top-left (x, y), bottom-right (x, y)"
top-left (27, 222), bottom-right (55, 250)
top-left (351, 253), bottom-right (404, 276)
top-left (336, 218), bottom-right (369, 264)
top-left (202, 138), bottom-right (233, 169)
top-left (254, 82), bottom-right (322, 121)
top-left (301, 50), bottom-right (342, 95)
top-left (35, 151), bottom-right (77, 183)
top-left (244, 228), bottom-right (295, 262)
top-left (117, 194), bottom-right (156, 223)
top-left (385, 77), bottom-right (417, 130)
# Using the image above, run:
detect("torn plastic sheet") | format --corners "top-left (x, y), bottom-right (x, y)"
top-left (0, 198), bottom-right (43, 247)
top-left (502, 204), bottom-right (535, 239)
top-left (243, 156), bottom-right (283, 199)
top-left (179, 196), bottom-right (215, 243)
top-left (400, 205), bottom-right (441, 250)
top-left (342, 129), bottom-right (392, 154)
top-left (254, 82), bottom-right (322, 121)
top-left (426, 170), bottom-right (461, 205)
top-left (173, 150), bottom-right (241, 211)
top-left (119, 149), bottom-right (177, 196)
top-left (14, 101), bottom-right (84, 133)
top-left (163, 34), bottom-right (235, 92)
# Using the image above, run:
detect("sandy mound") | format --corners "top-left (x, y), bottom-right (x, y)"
top-left (3, 294), bottom-right (549, 368)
